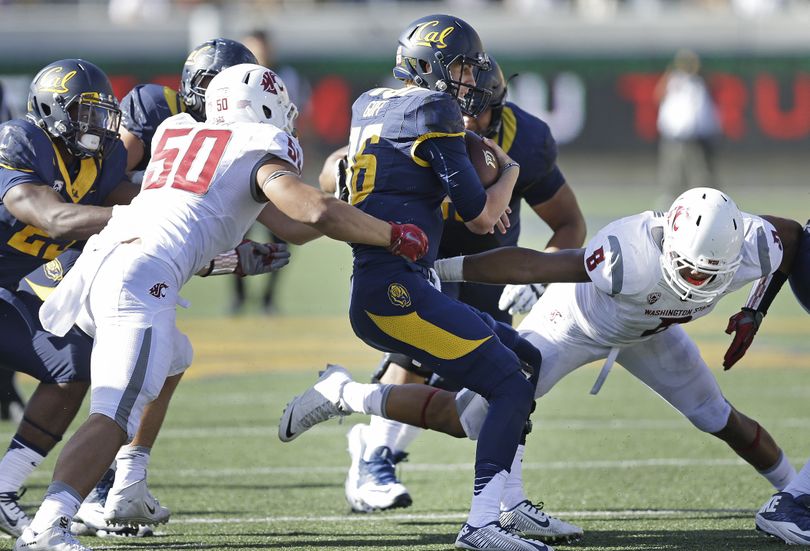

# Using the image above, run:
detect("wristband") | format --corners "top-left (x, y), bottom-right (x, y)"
top-left (500, 161), bottom-right (519, 176)
top-left (434, 256), bottom-right (465, 282)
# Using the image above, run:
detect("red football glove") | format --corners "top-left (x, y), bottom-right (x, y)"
top-left (387, 222), bottom-right (429, 262)
top-left (723, 307), bottom-right (763, 370)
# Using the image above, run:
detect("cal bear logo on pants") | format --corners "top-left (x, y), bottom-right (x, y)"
top-left (388, 283), bottom-right (411, 308)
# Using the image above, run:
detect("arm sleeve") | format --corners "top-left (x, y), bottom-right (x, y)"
top-left (416, 136), bottom-right (486, 222)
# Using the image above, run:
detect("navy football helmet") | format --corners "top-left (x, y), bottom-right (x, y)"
top-left (393, 14), bottom-right (492, 117)
top-left (180, 38), bottom-right (258, 120)
top-left (27, 59), bottom-right (121, 158)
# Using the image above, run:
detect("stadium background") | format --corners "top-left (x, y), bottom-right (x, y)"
top-left (1, 2), bottom-right (809, 550)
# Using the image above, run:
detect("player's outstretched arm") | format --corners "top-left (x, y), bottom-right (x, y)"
top-left (723, 215), bottom-right (804, 370)
top-left (256, 201), bottom-right (323, 245)
top-left (436, 246), bottom-right (589, 285)
top-left (4, 182), bottom-right (112, 240)
top-left (256, 159), bottom-right (428, 261)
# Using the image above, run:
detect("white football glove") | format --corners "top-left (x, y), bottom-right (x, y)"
top-left (498, 283), bottom-right (546, 315)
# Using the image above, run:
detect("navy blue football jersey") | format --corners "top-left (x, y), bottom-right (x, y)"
top-left (120, 83), bottom-right (187, 171)
top-left (439, 101), bottom-right (566, 256)
top-left (348, 87), bottom-right (486, 267)
top-left (0, 119), bottom-right (126, 289)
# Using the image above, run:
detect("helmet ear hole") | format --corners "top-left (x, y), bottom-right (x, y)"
top-left (263, 106), bottom-right (272, 119)
top-left (418, 60), bottom-right (431, 74)
top-left (41, 102), bottom-right (51, 116)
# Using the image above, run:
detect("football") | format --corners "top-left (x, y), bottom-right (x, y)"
top-left (465, 130), bottom-right (499, 188)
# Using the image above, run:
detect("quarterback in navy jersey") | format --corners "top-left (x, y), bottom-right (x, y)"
top-left (0, 59), bottom-right (137, 539)
top-left (282, 14), bottom-right (553, 551)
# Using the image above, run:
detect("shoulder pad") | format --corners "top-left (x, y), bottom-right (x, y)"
top-left (415, 92), bottom-right (464, 135)
top-left (0, 120), bottom-right (53, 173)
top-left (584, 214), bottom-right (660, 296)
top-left (121, 84), bottom-right (183, 136)
top-left (737, 213), bottom-right (784, 281)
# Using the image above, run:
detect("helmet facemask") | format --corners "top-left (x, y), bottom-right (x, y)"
top-left (659, 188), bottom-right (744, 303)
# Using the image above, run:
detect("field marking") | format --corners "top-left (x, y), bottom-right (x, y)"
top-left (17, 457), bottom-right (755, 482)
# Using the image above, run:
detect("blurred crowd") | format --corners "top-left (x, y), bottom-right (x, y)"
top-left (0, 0), bottom-right (797, 18)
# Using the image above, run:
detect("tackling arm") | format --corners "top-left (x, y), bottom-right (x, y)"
top-left (4, 183), bottom-right (112, 240)
top-left (437, 246), bottom-right (589, 285)
top-left (256, 159), bottom-right (428, 261)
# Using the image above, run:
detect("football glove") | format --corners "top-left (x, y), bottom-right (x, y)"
top-left (723, 307), bottom-right (763, 370)
top-left (498, 283), bottom-right (546, 315)
top-left (388, 222), bottom-right (429, 262)
top-left (203, 240), bottom-right (291, 277)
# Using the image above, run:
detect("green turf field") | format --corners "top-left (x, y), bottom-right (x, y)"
top-left (1, 183), bottom-right (808, 550)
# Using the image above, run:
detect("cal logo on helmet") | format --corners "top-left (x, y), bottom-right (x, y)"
top-left (411, 20), bottom-right (455, 49)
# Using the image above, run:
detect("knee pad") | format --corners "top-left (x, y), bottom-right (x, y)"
top-left (456, 388), bottom-right (489, 441)
top-left (686, 396), bottom-right (732, 434)
top-left (168, 330), bottom-right (194, 377)
top-left (371, 352), bottom-right (433, 383)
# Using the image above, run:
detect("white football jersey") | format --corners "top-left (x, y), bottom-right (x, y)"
top-left (101, 113), bottom-right (303, 283)
top-left (565, 210), bottom-right (782, 345)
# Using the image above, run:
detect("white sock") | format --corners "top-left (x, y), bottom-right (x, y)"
top-left (0, 438), bottom-right (44, 493)
top-left (784, 458), bottom-right (810, 498)
top-left (340, 382), bottom-right (389, 416)
top-left (760, 451), bottom-right (797, 491)
top-left (467, 469), bottom-right (508, 528)
top-left (393, 423), bottom-right (423, 454)
top-left (111, 445), bottom-right (151, 491)
top-left (29, 482), bottom-right (81, 533)
top-left (500, 444), bottom-right (528, 510)
top-left (363, 416), bottom-right (403, 461)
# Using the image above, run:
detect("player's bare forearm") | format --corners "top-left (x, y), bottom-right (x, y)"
top-left (466, 168), bottom-right (518, 235)
top-left (258, 164), bottom-right (389, 247)
top-left (256, 202), bottom-right (322, 245)
top-left (762, 215), bottom-right (803, 274)
top-left (463, 247), bottom-right (589, 284)
top-left (4, 183), bottom-right (113, 240)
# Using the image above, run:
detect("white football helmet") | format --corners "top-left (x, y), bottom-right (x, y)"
top-left (204, 63), bottom-right (298, 135)
top-left (660, 187), bottom-right (744, 303)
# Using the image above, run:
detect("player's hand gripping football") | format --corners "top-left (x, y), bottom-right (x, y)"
top-left (484, 137), bottom-right (519, 235)
top-left (723, 307), bottom-right (763, 370)
top-left (498, 283), bottom-right (546, 315)
top-left (387, 222), bottom-right (429, 262)
top-left (235, 240), bottom-right (291, 276)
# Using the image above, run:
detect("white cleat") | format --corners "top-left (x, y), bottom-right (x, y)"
top-left (279, 364), bottom-right (351, 442)
top-left (102, 479), bottom-right (169, 527)
top-left (13, 516), bottom-right (90, 551)
top-left (344, 423), bottom-right (411, 513)
top-left (73, 501), bottom-right (153, 538)
top-left (0, 490), bottom-right (30, 538)
top-left (500, 500), bottom-right (584, 543)
top-left (455, 521), bottom-right (554, 550)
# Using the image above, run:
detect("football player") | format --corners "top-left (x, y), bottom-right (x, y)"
top-left (0, 59), bottom-right (138, 539)
top-left (0, 51), bottom-right (289, 541)
top-left (281, 188), bottom-right (802, 549)
top-left (75, 36), bottom-right (261, 533)
top-left (754, 218), bottom-right (810, 545)
top-left (281, 14), bottom-right (556, 551)
top-left (0, 81), bottom-right (27, 425)
top-left (337, 57), bottom-right (586, 542)
top-left (14, 63), bottom-right (426, 551)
